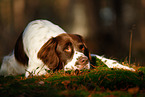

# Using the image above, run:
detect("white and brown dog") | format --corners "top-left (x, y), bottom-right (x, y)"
top-left (0, 20), bottom-right (135, 77)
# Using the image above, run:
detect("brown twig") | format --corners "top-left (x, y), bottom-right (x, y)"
top-left (129, 30), bottom-right (132, 65)
top-left (129, 24), bottom-right (136, 66)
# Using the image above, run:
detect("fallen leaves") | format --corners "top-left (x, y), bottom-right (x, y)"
top-left (61, 80), bottom-right (71, 86)
top-left (128, 87), bottom-right (139, 94)
top-left (0, 66), bottom-right (145, 96)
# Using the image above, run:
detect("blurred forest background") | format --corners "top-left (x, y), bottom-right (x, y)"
top-left (0, 0), bottom-right (145, 66)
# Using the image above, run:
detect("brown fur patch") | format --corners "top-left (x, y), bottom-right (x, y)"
top-left (14, 33), bottom-right (28, 66)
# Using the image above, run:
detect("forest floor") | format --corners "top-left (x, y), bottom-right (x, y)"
top-left (0, 56), bottom-right (145, 97)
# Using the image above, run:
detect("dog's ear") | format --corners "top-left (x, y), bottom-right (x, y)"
top-left (69, 34), bottom-right (92, 60)
top-left (76, 35), bottom-right (92, 60)
top-left (14, 32), bottom-right (28, 65)
top-left (37, 38), bottom-right (59, 70)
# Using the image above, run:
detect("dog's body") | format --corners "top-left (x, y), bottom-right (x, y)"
top-left (0, 20), bottom-right (135, 77)
top-left (0, 20), bottom-right (91, 77)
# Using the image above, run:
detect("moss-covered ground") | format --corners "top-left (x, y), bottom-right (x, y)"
top-left (0, 56), bottom-right (145, 97)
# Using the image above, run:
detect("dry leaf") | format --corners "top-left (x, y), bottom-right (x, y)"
top-left (61, 80), bottom-right (71, 86)
top-left (128, 87), bottom-right (139, 94)
top-left (105, 95), bottom-right (116, 97)
top-left (38, 81), bottom-right (45, 85)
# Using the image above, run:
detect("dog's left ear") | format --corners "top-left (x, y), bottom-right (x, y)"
top-left (69, 34), bottom-right (92, 60)
top-left (37, 37), bottom-right (59, 70)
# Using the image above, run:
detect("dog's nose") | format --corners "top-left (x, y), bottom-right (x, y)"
top-left (77, 56), bottom-right (89, 65)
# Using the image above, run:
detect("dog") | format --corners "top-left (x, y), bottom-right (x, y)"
top-left (0, 20), bottom-right (91, 77)
top-left (0, 20), bottom-right (135, 77)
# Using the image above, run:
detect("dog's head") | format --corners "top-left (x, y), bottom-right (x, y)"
top-left (38, 33), bottom-right (91, 71)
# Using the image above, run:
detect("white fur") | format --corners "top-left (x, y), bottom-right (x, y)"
top-left (0, 20), bottom-right (90, 77)
top-left (0, 20), bottom-right (66, 77)
top-left (23, 20), bottom-right (66, 77)
top-left (64, 50), bottom-right (90, 71)
top-left (0, 51), bottom-right (27, 76)
top-left (91, 54), bottom-right (135, 71)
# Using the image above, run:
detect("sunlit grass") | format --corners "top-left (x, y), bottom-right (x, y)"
top-left (0, 57), bottom-right (145, 96)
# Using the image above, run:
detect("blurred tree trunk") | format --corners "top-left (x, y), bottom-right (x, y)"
top-left (132, 0), bottom-right (145, 65)
top-left (83, 0), bottom-right (101, 53)
top-left (10, 0), bottom-right (14, 34)
top-left (13, 0), bottom-right (26, 34)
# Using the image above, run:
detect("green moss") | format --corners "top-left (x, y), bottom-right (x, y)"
top-left (91, 56), bottom-right (107, 68)
top-left (138, 67), bottom-right (145, 73)
top-left (0, 57), bottom-right (145, 96)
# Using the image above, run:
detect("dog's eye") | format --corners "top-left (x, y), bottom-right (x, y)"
top-left (64, 46), bottom-right (72, 52)
top-left (79, 45), bottom-right (85, 51)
